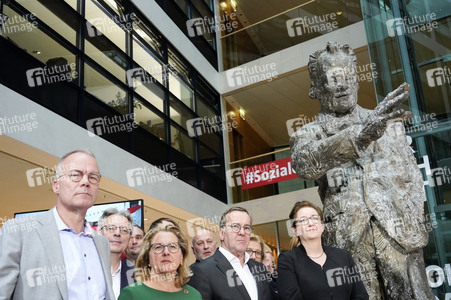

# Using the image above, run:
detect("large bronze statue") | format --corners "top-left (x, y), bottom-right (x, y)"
top-left (289, 42), bottom-right (434, 299)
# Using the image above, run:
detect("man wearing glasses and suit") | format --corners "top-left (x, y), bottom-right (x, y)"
top-left (189, 207), bottom-right (272, 300)
top-left (0, 149), bottom-right (115, 300)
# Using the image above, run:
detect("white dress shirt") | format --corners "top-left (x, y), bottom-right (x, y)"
top-left (53, 207), bottom-right (107, 300)
top-left (219, 247), bottom-right (258, 300)
top-left (111, 262), bottom-right (122, 300)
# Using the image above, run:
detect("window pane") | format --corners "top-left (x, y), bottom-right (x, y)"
top-left (20, 0), bottom-right (77, 45)
top-left (1, 6), bottom-right (78, 85)
top-left (134, 98), bottom-right (166, 141)
top-left (133, 38), bottom-right (164, 85)
top-left (133, 23), bottom-right (164, 58)
top-left (64, 0), bottom-right (77, 11)
top-left (169, 74), bottom-right (194, 109)
top-left (84, 63), bottom-right (128, 114)
top-left (200, 144), bottom-right (221, 176)
top-left (133, 75), bottom-right (165, 112)
top-left (85, 39), bottom-right (127, 83)
top-left (171, 125), bottom-right (195, 159)
top-left (85, 0), bottom-right (127, 51)
top-left (170, 95), bottom-right (196, 131)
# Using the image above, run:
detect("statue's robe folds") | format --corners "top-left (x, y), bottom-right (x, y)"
top-left (289, 105), bottom-right (428, 252)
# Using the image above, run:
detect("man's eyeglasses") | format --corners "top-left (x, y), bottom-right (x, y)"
top-left (224, 223), bottom-right (252, 235)
top-left (150, 242), bottom-right (181, 254)
top-left (246, 249), bottom-right (262, 258)
top-left (58, 169), bottom-right (101, 185)
top-left (101, 225), bottom-right (131, 235)
top-left (294, 215), bottom-right (322, 226)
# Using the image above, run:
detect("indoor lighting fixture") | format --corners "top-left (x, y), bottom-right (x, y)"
top-left (230, 0), bottom-right (237, 11)
top-left (239, 108), bottom-right (245, 120)
top-left (106, 0), bottom-right (118, 10)
top-left (219, 1), bottom-right (228, 10)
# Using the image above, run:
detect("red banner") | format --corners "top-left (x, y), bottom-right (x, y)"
top-left (240, 157), bottom-right (298, 190)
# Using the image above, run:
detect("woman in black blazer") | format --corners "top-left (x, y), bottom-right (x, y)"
top-left (278, 201), bottom-right (368, 300)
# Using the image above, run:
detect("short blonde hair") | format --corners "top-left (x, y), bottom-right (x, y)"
top-left (135, 225), bottom-right (192, 287)
top-left (249, 234), bottom-right (265, 261)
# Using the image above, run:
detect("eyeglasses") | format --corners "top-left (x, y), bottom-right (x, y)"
top-left (59, 169), bottom-right (101, 185)
top-left (246, 249), bottom-right (262, 258)
top-left (224, 223), bottom-right (252, 235)
top-left (294, 215), bottom-right (322, 226)
top-left (101, 225), bottom-right (131, 235)
top-left (150, 242), bottom-right (181, 254)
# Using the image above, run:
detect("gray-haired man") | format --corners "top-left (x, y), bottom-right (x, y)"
top-left (99, 208), bottom-right (135, 299)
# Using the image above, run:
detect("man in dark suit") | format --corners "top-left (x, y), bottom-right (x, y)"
top-left (189, 207), bottom-right (272, 300)
top-left (0, 149), bottom-right (115, 300)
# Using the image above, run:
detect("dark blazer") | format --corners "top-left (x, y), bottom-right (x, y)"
top-left (278, 244), bottom-right (369, 300)
top-left (189, 248), bottom-right (273, 300)
top-left (120, 259), bottom-right (136, 290)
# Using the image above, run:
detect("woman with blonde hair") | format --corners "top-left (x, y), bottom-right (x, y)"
top-left (118, 226), bottom-right (201, 299)
top-left (246, 233), bottom-right (265, 263)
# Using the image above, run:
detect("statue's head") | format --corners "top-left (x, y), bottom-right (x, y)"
top-left (308, 42), bottom-right (359, 115)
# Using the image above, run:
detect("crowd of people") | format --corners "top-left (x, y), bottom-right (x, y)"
top-left (0, 149), bottom-right (369, 299)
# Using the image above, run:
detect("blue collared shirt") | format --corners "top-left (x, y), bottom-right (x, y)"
top-left (53, 207), bottom-right (107, 300)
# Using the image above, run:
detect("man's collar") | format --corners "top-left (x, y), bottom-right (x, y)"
top-left (219, 246), bottom-right (250, 264)
top-left (52, 207), bottom-right (92, 236)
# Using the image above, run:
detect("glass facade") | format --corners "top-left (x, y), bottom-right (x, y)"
top-left (361, 0), bottom-right (451, 297)
top-left (155, 0), bottom-right (218, 69)
top-left (0, 0), bottom-right (226, 202)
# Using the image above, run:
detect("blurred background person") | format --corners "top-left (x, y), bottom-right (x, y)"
top-left (118, 225), bottom-right (201, 299)
top-left (125, 224), bottom-right (144, 266)
top-left (278, 201), bottom-right (368, 300)
top-left (148, 217), bottom-right (179, 232)
top-left (191, 228), bottom-right (217, 266)
top-left (263, 244), bottom-right (279, 300)
top-left (289, 235), bottom-right (300, 250)
top-left (99, 208), bottom-right (134, 299)
top-left (247, 233), bottom-right (265, 263)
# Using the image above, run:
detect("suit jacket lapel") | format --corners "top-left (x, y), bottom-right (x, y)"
top-left (248, 260), bottom-right (265, 299)
top-left (35, 210), bottom-right (68, 300)
top-left (214, 250), bottom-right (251, 300)
top-left (92, 232), bottom-right (115, 300)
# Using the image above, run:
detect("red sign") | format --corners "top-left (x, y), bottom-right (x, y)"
top-left (240, 157), bottom-right (298, 190)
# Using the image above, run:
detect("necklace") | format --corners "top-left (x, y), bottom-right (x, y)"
top-left (308, 251), bottom-right (324, 259)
